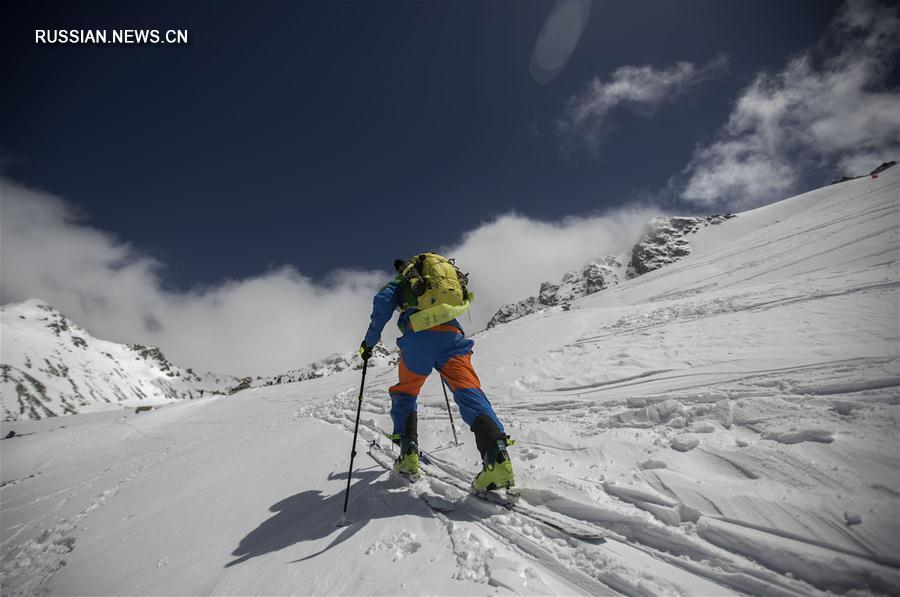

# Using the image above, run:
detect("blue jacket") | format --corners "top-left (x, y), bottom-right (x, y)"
top-left (364, 278), bottom-right (409, 348)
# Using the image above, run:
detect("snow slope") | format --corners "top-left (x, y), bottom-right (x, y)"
top-left (1, 168), bottom-right (898, 595)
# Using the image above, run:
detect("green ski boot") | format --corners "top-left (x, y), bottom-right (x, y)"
top-left (473, 437), bottom-right (515, 491)
top-left (393, 438), bottom-right (420, 476)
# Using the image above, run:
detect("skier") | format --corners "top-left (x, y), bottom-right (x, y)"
top-left (359, 255), bottom-right (515, 490)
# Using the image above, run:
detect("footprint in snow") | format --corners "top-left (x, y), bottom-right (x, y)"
top-left (365, 531), bottom-right (421, 561)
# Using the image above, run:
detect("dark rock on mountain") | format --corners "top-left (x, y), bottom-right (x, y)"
top-left (626, 215), bottom-right (734, 278)
top-left (830, 160), bottom-right (896, 185)
top-left (870, 161), bottom-right (897, 176)
top-left (487, 257), bottom-right (622, 329)
top-left (487, 213), bottom-right (736, 329)
top-left (487, 297), bottom-right (541, 329)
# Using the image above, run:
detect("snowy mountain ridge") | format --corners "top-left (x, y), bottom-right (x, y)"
top-left (487, 213), bottom-right (735, 328)
top-left (253, 344), bottom-right (398, 388)
top-left (0, 300), bottom-right (239, 421)
top-left (487, 256), bottom-right (625, 328)
top-left (0, 301), bottom-right (400, 421)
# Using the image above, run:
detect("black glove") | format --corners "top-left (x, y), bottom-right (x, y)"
top-left (359, 341), bottom-right (373, 361)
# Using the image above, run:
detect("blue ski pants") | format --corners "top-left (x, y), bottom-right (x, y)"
top-left (389, 323), bottom-right (504, 437)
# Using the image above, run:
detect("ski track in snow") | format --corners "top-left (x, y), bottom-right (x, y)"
top-left (1, 170), bottom-right (899, 595)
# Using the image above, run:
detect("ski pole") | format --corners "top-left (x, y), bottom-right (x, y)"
top-left (339, 359), bottom-right (368, 526)
top-left (440, 378), bottom-right (459, 447)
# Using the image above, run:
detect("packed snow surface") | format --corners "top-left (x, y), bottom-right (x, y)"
top-left (1, 169), bottom-right (898, 595)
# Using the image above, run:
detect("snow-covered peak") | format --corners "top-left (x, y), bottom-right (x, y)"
top-left (0, 301), bottom-right (238, 421)
top-left (6, 299), bottom-right (87, 337)
top-left (0, 300), bottom-right (400, 420)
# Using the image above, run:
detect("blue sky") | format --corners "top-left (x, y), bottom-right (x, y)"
top-left (2, 1), bottom-right (898, 375)
top-left (3, 0), bottom-right (847, 285)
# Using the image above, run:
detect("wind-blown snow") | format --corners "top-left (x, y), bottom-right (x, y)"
top-left (1, 168), bottom-right (898, 595)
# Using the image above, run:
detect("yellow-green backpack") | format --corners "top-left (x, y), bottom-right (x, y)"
top-left (399, 253), bottom-right (474, 331)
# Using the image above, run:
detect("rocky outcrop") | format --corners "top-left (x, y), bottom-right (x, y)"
top-left (870, 161), bottom-right (897, 177)
top-left (487, 297), bottom-right (541, 329)
top-left (487, 213), bottom-right (737, 329)
top-left (487, 257), bottom-right (622, 329)
top-left (830, 160), bottom-right (896, 185)
top-left (626, 215), bottom-right (734, 278)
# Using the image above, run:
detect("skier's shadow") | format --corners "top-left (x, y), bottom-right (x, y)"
top-left (225, 466), bottom-right (428, 567)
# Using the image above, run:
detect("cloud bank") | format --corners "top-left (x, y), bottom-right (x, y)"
top-left (441, 207), bottom-right (661, 329)
top-left (558, 55), bottom-right (728, 152)
top-left (1, 179), bottom-right (659, 376)
top-left (679, 0), bottom-right (900, 208)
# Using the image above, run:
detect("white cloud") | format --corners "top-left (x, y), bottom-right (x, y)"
top-left (442, 207), bottom-right (661, 330)
top-left (680, 0), bottom-right (900, 208)
top-left (0, 179), bottom-right (384, 377)
top-left (0, 178), bottom-right (660, 376)
top-left (558, 56), bottom-right (727, 151)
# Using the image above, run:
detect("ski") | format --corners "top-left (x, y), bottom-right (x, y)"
top-left (366, 441), bottom-right (456, 512)
top-left (368, 441), bottom-right (607, 543)
top-left (424, 456), bottom-right (608, 543)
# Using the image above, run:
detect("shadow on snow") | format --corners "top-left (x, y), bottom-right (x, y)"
top-left (225, 465), bottom-right (431, 567)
